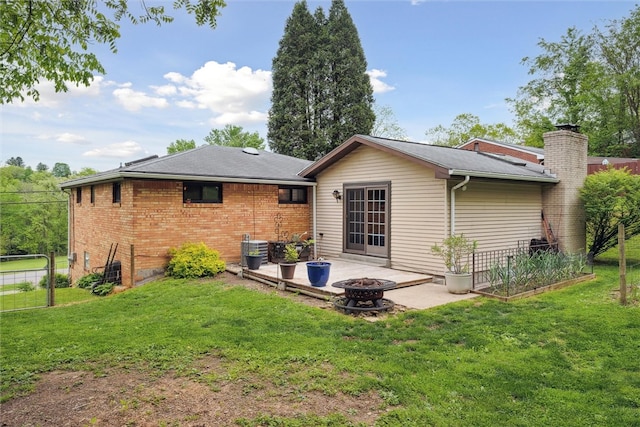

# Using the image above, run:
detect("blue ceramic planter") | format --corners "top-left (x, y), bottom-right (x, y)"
top-left (306, 262), bottom-right (331, 287)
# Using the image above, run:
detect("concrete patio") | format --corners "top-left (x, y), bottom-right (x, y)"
top-left (227, 258), bottom-right (479, 310)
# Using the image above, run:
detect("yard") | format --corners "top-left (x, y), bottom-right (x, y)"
top-left (1, 252), bottom-right (639, 426)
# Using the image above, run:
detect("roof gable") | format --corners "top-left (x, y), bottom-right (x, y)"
top-left (300, 135), bottom-right (558, 183)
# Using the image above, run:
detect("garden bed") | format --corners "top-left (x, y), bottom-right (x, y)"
top-left (474, 273), bottom-right (596, 302)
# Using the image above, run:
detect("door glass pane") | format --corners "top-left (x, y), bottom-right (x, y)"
top-left (347, 189), bottom-right (365, 247)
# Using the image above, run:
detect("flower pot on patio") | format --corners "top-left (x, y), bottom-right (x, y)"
top-left (279, 263), bottom-right (296, 279)
top-left (246, 254), bottom-right (262, 270)
top-left (306, 261), bottom-right (331, 287)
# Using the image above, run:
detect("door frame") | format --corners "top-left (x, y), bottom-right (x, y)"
top-left (343, 181), bottom-right (390, 258)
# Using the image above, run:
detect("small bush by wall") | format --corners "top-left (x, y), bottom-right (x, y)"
top-left (39, 273), bottom-right (70, 289)
top-left (166, 242), bottom-right (226, 279)
top-left (76, 272), bottom-right (103, 289)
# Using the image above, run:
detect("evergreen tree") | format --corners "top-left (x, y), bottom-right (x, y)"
top-left (326, 0), bottom-right (375, 150)
top-left (268, 0), bottom-right (374, 160)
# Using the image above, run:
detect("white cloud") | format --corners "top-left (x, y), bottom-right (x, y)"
top-left (152, 84), bottom-right (177, 96)
top-left (56, 132), bottom-right (89, 145)
top-left (112, 87), bottom-right (169, 111)
top-left (210, 110), bottom-right (268, 126)
top-left (82, 141), bottom-right (146, 159)
top-left (15, 76), bottom-right (107, 108)
top-left (367, 69), bottom-right (395, 94)
top-left (166, 61), bottom-right (271, 125)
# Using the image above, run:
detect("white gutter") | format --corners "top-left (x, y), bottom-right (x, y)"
top-left (450, 176), bottom-right (470, 237)
top-left (448, 169), bottom-right (558, 183)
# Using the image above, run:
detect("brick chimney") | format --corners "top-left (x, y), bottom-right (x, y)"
top-left (542, 124), bottom-right (588, 253)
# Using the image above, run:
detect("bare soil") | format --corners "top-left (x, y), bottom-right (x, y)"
top-left (0, 272), bottom-right (392, 426)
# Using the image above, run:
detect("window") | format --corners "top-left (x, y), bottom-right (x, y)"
top-left (84, 251), bottom-right (90, 270)
top-left (112, 182), bottom-right (121, 203)
top-left (76, 187), bottom-right (82, 204)
top-left (90, 185), bottom-right (95, 204)
top-left (183, 182), bottom-right (222, 203)
top-left (278, 186), bottom-right (308, 204)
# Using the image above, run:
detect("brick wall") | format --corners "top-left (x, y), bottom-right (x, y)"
top-left (68, 179), bottom-right (312, 286)
top-left (542, 130), bottom-right (588, 253)
top-left (459, 140), bottom-right (541, 163)
top-left (69, 181), bottom-right (134, 287)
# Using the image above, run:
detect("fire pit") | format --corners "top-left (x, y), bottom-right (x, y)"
top-left (332, 278), bottom-right (397, 314)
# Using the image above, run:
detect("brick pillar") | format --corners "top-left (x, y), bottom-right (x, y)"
top-left (542, 127), bottom-right (588, 253)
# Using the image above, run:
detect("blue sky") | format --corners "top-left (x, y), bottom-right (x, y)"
top-left (1, 0), bottom-right (635, 172)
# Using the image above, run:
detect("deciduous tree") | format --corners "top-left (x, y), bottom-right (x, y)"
top-left (580, 167), bottom-right (640, 258)
top-left (52, 162), bottom-right (71, 178)
top-left (204, 125), bottom-right (265, 149)
top-left (167, 139), bottom-right (197, 154)
top-left (425, 113), bottom-right (519, 147)
top-left (5, 157), bottom-right (25, 167)
top-left (509, 6), bottom-right (640, 156)
top-left (371, 104), bottom-right (407, 140)
top-left (1, 0), bottom-right (226, 103)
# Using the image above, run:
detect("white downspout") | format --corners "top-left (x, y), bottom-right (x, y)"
top-left (312, 185), bottom-right (317, 259)
top-left (450, 176), bottom-right (470, 236)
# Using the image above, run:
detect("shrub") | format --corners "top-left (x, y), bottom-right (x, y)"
top-left (166, 242), bottom-right (226, 279)
top-left (76, 272), bottom-right (103, 289)
top-left (16, 281), bottom-right (35, 292)
top-left (92, 282), bottom-right (114, 296)
top-left (39, 273), bottom-right (70, 289)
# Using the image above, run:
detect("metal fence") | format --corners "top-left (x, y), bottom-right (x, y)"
top-left (471, 240), bottom-right (594, 297)
top-left (472, 240), bottom-right (560, 290)
top-left (621, 226), bottom-right (640, 304)
top-left (0, 254), bottom-right (65, 312)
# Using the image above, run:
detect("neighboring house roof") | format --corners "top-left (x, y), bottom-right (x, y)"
top-left (60, 145), bottom-right (315, 189)
top-left (458, 138), bottom-right (545, 160)
top-left (300, 135), bottom-right (558, 183)
top-left (461, 138), bottom-right (640, 173)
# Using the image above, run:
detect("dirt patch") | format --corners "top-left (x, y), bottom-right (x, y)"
top-left (1, 272), bottom-right (392, 426)
top-left (0, 358), bottom-right (385, 426)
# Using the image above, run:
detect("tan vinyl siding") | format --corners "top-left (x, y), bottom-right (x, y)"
top-left (315, 145), bottom-right (447, 274)
top-left (453, 180), bottom-right (543, 251)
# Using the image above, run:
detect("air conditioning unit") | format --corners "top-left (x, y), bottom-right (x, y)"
top-left (240, 240), bottom-right (268, 267)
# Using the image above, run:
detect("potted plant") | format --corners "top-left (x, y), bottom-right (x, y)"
top-left (306, 259), bottom-right (331, 287)
top-left (245, 249), bottom-right (263, 271)
top-left (279, 243), bottom-right (300, 279)
top-left (431, 234), bottom-right (478, 294)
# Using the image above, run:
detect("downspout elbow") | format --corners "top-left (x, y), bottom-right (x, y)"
top-left (450, 176), bottom-right (470, 237)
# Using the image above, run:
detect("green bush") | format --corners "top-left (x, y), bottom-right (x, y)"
top-left (166, 242), bottom-right (226, 279)
top-left (92, 282), bottom-right (114, 296)
top-left (39, 273), bottom-right (70, 289)
top-left (76, 272), bottom-right (103, 289)
top-left (16, 281), bottom-right (35, 292)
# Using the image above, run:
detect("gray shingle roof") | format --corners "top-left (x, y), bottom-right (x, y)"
top-left (301, 135), bottom-right (558, 183)
top-left (60, 145), bottom-right (314, 188)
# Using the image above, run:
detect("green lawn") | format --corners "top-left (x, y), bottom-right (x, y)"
top-left (1, 263), bottom-right (639, 426)
top-left (0, 255), bottom-right (68, 271)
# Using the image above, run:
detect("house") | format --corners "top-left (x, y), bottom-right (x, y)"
top-left (299, 128), bottom-right (587, 276)
top-left (60, 146), bottom-right (315, 286)
top-left (458, 136), bottom-right (640, 174)
top-left (61, 127), bottom-right (588, 287)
